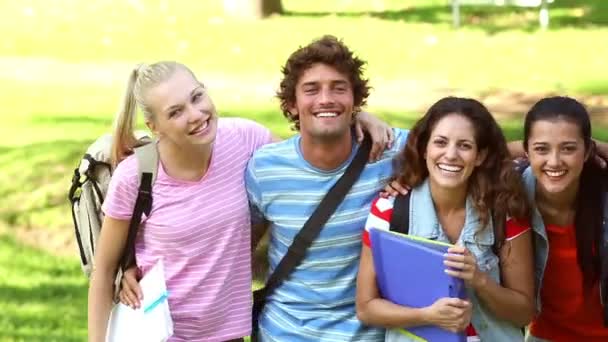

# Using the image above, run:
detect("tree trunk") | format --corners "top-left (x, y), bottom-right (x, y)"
top-left (223, 0), bottom-right (283, 20)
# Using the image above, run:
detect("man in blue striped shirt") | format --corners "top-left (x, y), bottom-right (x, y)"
top-left (245, 35), bottom-right (409, 341)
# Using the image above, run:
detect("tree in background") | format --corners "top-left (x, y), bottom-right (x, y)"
top-left (223, 0), bottom-right (283, 19)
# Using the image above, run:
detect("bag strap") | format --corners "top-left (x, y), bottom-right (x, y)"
top-left (252, 135), bottom-right (372, 325)
top-left (119, 142), bottom-right (159, 271)
top-left (389, 191), bottom-right (411, 234)
top-left (601, 190), bottom-right (608, 326)
top-left (134, 141), bottom-right (159, 185)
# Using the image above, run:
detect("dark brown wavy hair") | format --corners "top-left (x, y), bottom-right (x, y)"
top-left (394, 97), bottom-right (530, 250)
top-left (276, 35), bottom-right (370, 131)
top-left (524, 96), bottom-right (606, 289)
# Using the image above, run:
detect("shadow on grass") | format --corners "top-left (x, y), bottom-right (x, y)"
top-left (284, 0), bottom-right (608, 34)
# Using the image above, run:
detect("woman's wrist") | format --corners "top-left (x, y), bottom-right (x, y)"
top-left (418, 306), bottom-right (435, 326)
top-left (471, 270), bottom-right (488, 291)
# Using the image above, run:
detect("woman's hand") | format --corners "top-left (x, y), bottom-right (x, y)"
top-left (119, 266), bottom-right (143, 309)
top-left (592, 139), bottom-right (608, 169)
top-left (354, 112), bottom-right (394, 162)
top-left (423, 297), bottom-right (472, 333)
top-left (444, 246), bottom-right (486, 290)
top-left (380, 180), bottom-right (410, 198)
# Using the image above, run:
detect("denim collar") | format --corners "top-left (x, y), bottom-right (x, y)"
top-left (409, 178), bottom-right (494, 245)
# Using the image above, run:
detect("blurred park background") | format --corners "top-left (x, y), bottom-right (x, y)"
top-left (0, 0), bottom-right (606, 340)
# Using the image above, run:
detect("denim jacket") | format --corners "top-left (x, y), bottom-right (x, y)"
top-left (386, 179), bottom-right (524, 342)
top-left (521, 167), bottom-right (608, 341)
top-left (521, 167), bottom-right (550, 313)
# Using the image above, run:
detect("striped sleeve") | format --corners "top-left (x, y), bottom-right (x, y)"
top-left (244, 156), bottom-right (265, 225)
top-left (226, 117), bottom-right (273, 155)
top-left (362, 196), bottom-right (395, 247)
top-left (101, 155), bottom-right (139, 220)
top-left (505, 217), bottom-right (531, 241)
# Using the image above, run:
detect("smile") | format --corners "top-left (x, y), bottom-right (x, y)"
top-left (313, 111), bottom-right (340, 118)
top-left (189, 119), bottom-right (210, 136)
top-left (543, 169), bottom-right (567, 178)
top-left (437, 163), bottom-right (463, 173)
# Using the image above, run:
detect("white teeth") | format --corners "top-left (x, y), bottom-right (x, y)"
top-left (545, 170), bottom-right (566, 177)
top-left (190, 120), bottom-right (209, 135)
top-left (437, 164), bottom-right (463, 172)
top-left (315, 112), bottom-right (338, 118)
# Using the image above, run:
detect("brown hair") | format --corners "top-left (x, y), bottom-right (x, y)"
top-left (394, 97), bottom-right (530, 250)
top-left (276, 35), bottom-right (370, 130)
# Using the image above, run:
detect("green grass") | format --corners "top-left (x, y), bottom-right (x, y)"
top-left (1, 0), bottom-right (607, 93)
top-left (1, 0), bottom-right (607, 340)
top-left (0, 233), bottom-right (88, 341)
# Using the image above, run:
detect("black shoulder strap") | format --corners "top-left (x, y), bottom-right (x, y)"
top-left (601, 190), bottom-right (608, 326)
top-left (251, 135), bottom-right (372, 332)
top-left (603, 253), bottom-right (608, 326)
top-left (119, 172), bottom-right (153, 271)
top-left (118, 142), bottom-right (158, 271)
top-left (389, 192), bottom-right (411, 234)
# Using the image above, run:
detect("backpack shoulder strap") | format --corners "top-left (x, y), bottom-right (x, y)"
top-left (389, 192), bottom-right (411, 234)
top-left (134, 141), bottom-right (159, 185)
top-left (601, 190), bottom-right (608, 326)
top-left (119, 141), bottom-right (159, 271)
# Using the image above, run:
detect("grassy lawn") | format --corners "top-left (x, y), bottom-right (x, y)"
top-left (0, 0), bottom-right (607, 340)
top-left (0, 232), bottom-right (88, 341)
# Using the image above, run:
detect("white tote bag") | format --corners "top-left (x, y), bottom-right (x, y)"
top-left (106, 259), bottom-right (174, 342)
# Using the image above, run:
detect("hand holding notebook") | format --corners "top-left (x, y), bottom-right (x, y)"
top-left (444, 245), bottom-right (485, 290)
top-left (369, 228), bottom-right (470, 342)
top-left (423, 297), bottom-right (471, 333)
top-left (105, 259), bottom-right (173, 342)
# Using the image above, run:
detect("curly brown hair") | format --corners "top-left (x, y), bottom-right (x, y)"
top-left (394, 97), bottom-right (530, 250)
top-left (276, 35), bottom-right (370, 131)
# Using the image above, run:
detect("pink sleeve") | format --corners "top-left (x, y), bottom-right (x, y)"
top-left (234, 118), bottom-right (273, 155)
top-left (101, 156), bottom-right (139, 220)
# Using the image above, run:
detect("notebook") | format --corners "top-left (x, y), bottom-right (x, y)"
top-left (106, 259), bottom-right (173, 342)
top-left (369, 228), bottom-right (467, 342)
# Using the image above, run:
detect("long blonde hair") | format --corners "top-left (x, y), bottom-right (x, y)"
top-left (111, 61), bottom-right (195, 167)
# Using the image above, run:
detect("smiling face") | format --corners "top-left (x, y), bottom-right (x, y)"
top-left (527, 119), bottom-right (588, 197)
top-left (145, 67), bottom-right (218, 147)
top-left (425, 113), bottom-right (486, 192)
top-left (290, 63), bottom-right (354, 143)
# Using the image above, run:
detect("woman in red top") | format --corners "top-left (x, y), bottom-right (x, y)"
top-left (523, 96), bottom-right (608, 341)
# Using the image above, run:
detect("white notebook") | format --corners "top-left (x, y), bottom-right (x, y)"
top-left (106, 259), bottom-right (173, 342)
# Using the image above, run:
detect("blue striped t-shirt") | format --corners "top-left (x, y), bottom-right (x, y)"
top-left (245, 128), bottom-right (409, 341)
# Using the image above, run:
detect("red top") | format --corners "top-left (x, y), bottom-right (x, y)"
top-left (529, 224), bottom-right (608, 341)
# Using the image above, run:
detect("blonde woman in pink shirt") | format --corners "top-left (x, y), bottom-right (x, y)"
top-left (88, 61), bottom-right (392, 342)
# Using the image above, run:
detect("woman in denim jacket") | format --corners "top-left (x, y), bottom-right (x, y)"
top-left (356, 97), bottom-right (536, 341)
top-left (520, 97), bottom-right (608, 342)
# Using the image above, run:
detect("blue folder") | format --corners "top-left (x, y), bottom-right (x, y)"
top-left (369, 228), bottom-right (468, 342)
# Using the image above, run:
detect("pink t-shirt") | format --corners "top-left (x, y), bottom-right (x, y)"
top-left (102, 118), bottom-right (272, 341)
